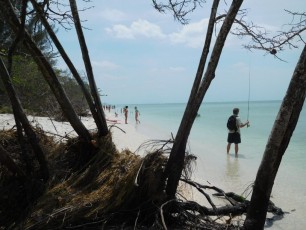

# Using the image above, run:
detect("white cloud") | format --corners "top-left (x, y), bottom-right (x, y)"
top-left (105, 24), bottom-right (135, 39)
top-left (106, 19), bottom-right (166, 39)
top-left (106, 18), bottom-right (210, 48)
top-left (131, 19), bottom-right (165, 39)
top-left (99, 8), bottom-right (127, 22)
top-left (169, 19), bottom-right (209, 48)
top-left (92, 60), bottom-right (119, 70)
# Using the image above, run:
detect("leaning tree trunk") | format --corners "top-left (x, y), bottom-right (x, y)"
top-left (164, 0), bottom-right (244, 198)
top-left (164, 0), bottom-right (221, 197)
top-left (243, 45), bottom-right (306, 230)
top-left (0, 57), bottom-right (49, 181)
top-left (30, 0), bottom-right (108, 137)
top-left (188, 0), bottom-right (221, 106)
top-left (7, 0), bottom-right (33, 175)
top-left (69, 0), bottom-right (109, 137)
top-left (0, 0), bottom-right (92, 142)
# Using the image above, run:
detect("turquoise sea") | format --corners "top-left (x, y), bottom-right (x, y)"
top-left (120, 101), bottom-right (306, 229)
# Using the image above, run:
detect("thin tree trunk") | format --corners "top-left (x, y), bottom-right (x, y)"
top-left (165, 0), bottom-right (244, 198)
top-left (187, 0), bottom-right (221, 105)
top-left (243, 44), bottom-right (306, 230)
top-left (29, 0), bottom-right (107, 137)
top-left (69, 0), bottom-right (108, 137)
top-left (0, 0), bottom-right (92, 142)
top-left (0, 57), bottom-right (49, 181)
top-left (8, 0), bottom-right (32, 174)
top-left (163, 0), bottom-right (221, 197)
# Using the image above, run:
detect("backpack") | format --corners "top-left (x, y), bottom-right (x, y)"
top-left (227, 115), bottom-right (237, 131)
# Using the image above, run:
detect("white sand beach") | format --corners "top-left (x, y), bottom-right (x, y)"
top-left (0, 111), bottom-right (211, 204)
top-left (1, 106), bottom-right (302, 229)
top-left (0, 110), bottom-right (149, 155)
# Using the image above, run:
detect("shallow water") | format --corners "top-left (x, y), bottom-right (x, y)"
top-left (121, 101), bottom-right (306, 229)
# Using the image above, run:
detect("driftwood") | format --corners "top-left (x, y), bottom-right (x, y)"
top-left (178, 178), bottom-right (284, 228)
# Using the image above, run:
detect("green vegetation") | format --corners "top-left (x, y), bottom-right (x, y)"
top-left (0, 55), bottom-right (90, 117)
top-left (0, 0), bottom-right (89, 118)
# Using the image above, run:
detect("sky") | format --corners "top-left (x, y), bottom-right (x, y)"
top-left (55, 0), bottom-right (306, 104)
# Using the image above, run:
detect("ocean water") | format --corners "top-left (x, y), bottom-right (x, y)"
top-left (124, 101), bottom-right (306, 229)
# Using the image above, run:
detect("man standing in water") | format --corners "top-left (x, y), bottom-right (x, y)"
top-left (134, 106), bottom-right (140, 124)
top-left (123, 106), bottom-right (128, 124)
top-left (227, 108), bottom-right (249, 157)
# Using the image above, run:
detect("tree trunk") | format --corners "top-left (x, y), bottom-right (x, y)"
top-left (29, 0), bottom-right (108, 137)
top-left (165, 0), bottom-right (244, 198)
top-left (0, 57), bottom-right (49, 181)
top-left (69, 0), bottom-right (109, 137)
top-left (243, 44), bottom-right (306, 230)
top-left (164, 0), bottom-right (221, 196)
top-left (187, 0), bottom-right (221, 105)
top-left (0, 0), bottom-right (92, 142)
top-left (7, 0), bottom-right (33, 175)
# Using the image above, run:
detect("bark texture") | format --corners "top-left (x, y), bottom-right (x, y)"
top-left (243, 44), bottom-right (306, 230)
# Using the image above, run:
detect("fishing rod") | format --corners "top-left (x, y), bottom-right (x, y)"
top-left (247, 63), bottom-right (251, 128)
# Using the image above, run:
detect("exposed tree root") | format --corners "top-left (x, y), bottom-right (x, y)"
top-left (0, 130), bottom-right (285, 229)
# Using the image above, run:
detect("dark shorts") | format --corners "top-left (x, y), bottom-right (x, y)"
top-left (227, 132), bottom-right (241, 144)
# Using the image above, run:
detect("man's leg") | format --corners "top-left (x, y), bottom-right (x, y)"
top-left (235, 144), bottom-right (239, 156)
top-left (227, 143), bottom-right (231, 154)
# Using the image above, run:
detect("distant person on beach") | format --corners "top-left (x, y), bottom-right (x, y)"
top-left (226, 108), bottom-right (249, 157)
top-left (123, 106), bottom-right (128, 124)
top-left (134, 106), bottom-right (140, 124)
